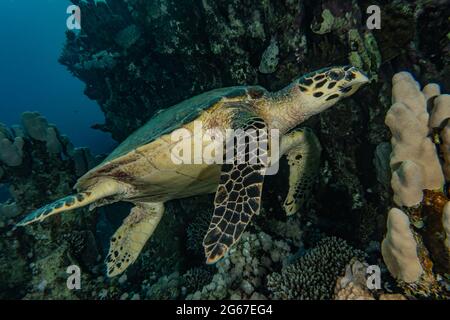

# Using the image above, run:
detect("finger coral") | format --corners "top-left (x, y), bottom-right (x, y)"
top-left (385, 72), bottom-right (444, 207)
top-left (381, 208), bottom-right (423, 283)
top-left (382, 72), bottom-right (450, 298)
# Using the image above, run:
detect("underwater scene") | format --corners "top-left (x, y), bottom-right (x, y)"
top-left (0, 0), bottom-right (449, 303)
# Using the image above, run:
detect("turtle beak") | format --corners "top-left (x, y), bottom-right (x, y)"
top-left (354, 70), bottom-right (370, 85)
top-left (339, 66), bottom-right (370, 95)
top-left (346, 66), bottom-right (370, 86)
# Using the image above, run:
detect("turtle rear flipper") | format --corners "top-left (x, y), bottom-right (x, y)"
top-left (203, 113), bottom-right (268, 264)
top-left (106, 202), bottom-right (164, 277)
top-left (16, 179), bottom-right (124, 226)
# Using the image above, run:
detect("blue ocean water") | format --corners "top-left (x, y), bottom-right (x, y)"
top-left (0, 0), bottom-right (116, 154)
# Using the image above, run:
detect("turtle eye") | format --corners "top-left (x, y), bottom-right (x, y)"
top-left (328, 70), bottom-right (344, 81)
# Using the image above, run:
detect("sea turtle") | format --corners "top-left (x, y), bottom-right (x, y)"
top-left (17, 66), bottom-right (369, 277)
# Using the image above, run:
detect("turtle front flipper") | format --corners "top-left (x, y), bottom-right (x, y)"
top-left (281, 128), bottom-right (322, 216)
top-left (203, 113), bottom-right (269, 264)
top-left (106, 202), bottom-right (164, 277)
top-left (16, 179), bottom-right (123, 226)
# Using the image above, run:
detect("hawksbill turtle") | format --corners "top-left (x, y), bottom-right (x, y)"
top-left (17, 66), bottom-right (368, 277)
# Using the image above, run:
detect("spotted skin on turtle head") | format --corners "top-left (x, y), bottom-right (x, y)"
top-left (296, 66), bottom-right (369, 101)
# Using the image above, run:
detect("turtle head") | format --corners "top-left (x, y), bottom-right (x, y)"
top-left (293, 65), bottom-right (369, 116)
top-left (266, 66), bottom-right (369, 132)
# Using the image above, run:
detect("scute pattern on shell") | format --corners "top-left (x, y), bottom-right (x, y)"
top-left (102, 86), bottom-right (266, 163)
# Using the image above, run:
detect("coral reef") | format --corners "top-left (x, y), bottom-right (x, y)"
top-left (381, 208), bottom-right (423, 283)
top-left (55, 1), bottom-right (449, 299)
top-left (181, 267), bottom-right (214, 295)
top-left (0, 113), bottom-right (102, 299)
top-left (267, 237), bottom-right (366, 300)
top-left (188, 231), bottom-right (291, 300)
top-left (385, 72), bottom-right (444, 207)
top-left (333, 260), bottom-right (375, 300)
top-left (333, 259), bottom-right (407, 300)
top-left (0, 112), bottom-right (101, 216)
top-left (444, 203), bottom-right (450, 251)
top-left (186, 208), bottom-right (212, 256)
top-left (60, 0), bottom-right (428, 142)
top-left (143, 272), bottom-right (181, 300)
top-left (381, 73), bottom-right (450, 298)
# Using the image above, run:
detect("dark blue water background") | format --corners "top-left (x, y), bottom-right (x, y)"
top-left (0, 0), bottom-right (116, 154)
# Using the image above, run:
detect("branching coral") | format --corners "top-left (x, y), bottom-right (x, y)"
top-left (181, 267), bottom-right (214, 295)
top-left (186, 209), bottom-right (212, 255)
top-left (267, 237), bottom-right (366, 300)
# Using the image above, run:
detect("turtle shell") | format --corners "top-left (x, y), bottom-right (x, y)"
top-left (103, 85), bottom-right (266, 162)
